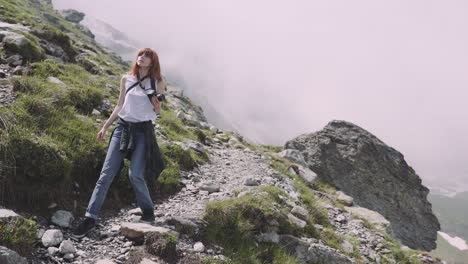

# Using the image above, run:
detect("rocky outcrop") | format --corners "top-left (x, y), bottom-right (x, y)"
top-left (283, 120), bottom-right (440, 250)
top-left (59, 9), bottom-right (85, 23)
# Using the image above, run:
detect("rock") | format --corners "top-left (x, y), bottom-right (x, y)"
top-left (176, 111), bottom-right (186, 120)
top-left (288, 213), bottom-right (307, 229)
top-left (182, 139), bottom-right (205, 154)
top-left (244, 178), bottom-right (260, 186)
top-left (335, 214), bottom-right (347, 224)
top-left (341, 239), bottom-right (354, 254)
top-left (279, 149), bottom-right (307, 167)
top-left (59, 9), bottom-right (85, 23)
top-left (120, 222), bottom-right (179, 240)
top-left (77, 24), bottom-right (95, 39)
top-left (63, 253), bottom-right (74, 260)
top-left (47, 77), bottom-right (67, 88)
top-left (209, 125), bottom-right (218, 133)
top-left (75, 53), bottom-right (101, 74)
top-left (336, 191), bottom-right (354, 206)
top-left (278, 235), bottom-right (353, 264)
top-left (193, 242), bottom-right (205, 252)
top-left (1, 31), bottom-right (43, 61)
top-left (200, 184), bottom-right (220, 193)
top-left (0, 246), bottom-right (27, 264)
top-left (95, 259), bottom-right (116, 264)
top-left (284, 120), bottom-right (440, 250)
top-left (345, 206), bottom-right (391, 232)
top-left (47, 247), bottom-right (59, 255)
top-left (140, 258), bottom-right (159, 264)
top-left (37, 228), bottom-right (46, 239)
top-left (128, 208), bottom-right (142, 215)
top-left (58, 239), bottom-right (76, 254)
top-left (0, 209), bottom-right (19, 219)
top-left (291, 205), bottom-right (309, 221)
top-left (91, 109), bottom-right (101, 115)
top-left (5, 54), bottom-right (22, 66)
top-left (165, 216), bottom-right (202, 237)
top-left (41, 229), bottom-right (63, 247)
top-left (255, 232), bottom-right (279, 243)
top-left (40, 41), bottom-right (69, 61)
top-left (51, 210), bottom-right (74, 228)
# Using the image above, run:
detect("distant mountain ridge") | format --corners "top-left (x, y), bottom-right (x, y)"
top-left (80, 16), bottom-right (140, 61)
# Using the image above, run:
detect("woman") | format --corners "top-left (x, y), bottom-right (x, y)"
top-left (72, 48), bottom-right (165, 238)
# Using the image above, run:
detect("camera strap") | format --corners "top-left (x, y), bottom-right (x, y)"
top-left (126, 74), bottom-right (149, 95)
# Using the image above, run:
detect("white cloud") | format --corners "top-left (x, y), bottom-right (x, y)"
top-left (53, 0), bottom-right (468, 189)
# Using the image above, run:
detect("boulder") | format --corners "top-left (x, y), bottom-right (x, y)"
top-left (120, 222), bottom-right (179, 240)
top-left (59, 9), bottom-right (85, 23)
top-left (284, 120), bottom-right (440, 250)
top-left (336, 191), bottom-right (354, 206)
top-left (0, 246), bottom-right (27, 264)
top-left (51, 210), bottom-right (74, 228)
top-left (0, 209), bottom-right (19, 219)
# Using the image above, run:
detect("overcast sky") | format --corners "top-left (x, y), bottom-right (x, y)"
top-left (53, 0), bottom-right (468, 191)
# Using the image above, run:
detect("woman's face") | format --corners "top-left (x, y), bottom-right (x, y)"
top-left (136, 54), bottom-right (152, 68)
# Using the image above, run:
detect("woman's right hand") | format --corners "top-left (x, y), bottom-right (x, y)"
top-left (97, 127), bottom-right (108, 142)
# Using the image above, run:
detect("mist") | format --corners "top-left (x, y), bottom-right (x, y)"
top-left (53, 0), bottom-right (468, 190)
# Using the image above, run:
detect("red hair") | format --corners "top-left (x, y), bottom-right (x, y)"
top-left (129, 48), bottom-right (162, 81)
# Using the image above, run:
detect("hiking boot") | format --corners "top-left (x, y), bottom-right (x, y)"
top-left (72, 217), bottom-right (96, 238)
top-left (140, 209), bottom-right (155, 223)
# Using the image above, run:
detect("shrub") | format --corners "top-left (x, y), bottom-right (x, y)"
top-left (0, 216), bottom-right (38, 256)
top-left (203, 187), bottom-right (303, 263)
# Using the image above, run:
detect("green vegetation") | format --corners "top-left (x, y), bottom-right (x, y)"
top-left (145, 232), bottom-right (177, 260)
top-left (203, 186), bottom-right (304, 263)
top-left (0, 216), bottom-right (38, 256)
top-left (320, 227), bottom-right (343, 251)
top-left (269, 158), bottom-right (330, 227)
top-left (380, 233), bottom-right (424, 264)
top-left (158, 106), bottom-right (199, 142)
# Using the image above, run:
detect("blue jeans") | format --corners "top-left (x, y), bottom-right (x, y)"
top-left (85, 124), bottom-right (154, 220)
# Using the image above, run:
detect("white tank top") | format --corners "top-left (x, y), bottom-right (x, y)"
top-left (117, 74), bottom-right (157, 123)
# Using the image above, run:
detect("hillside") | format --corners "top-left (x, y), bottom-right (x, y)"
top-left (0, 0), bottom-right (445, 263)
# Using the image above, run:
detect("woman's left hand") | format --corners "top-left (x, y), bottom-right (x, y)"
top-left (151, 95), bottom-right (161, 113)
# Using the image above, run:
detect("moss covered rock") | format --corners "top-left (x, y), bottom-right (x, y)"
top-left (0, 215), bottom-right (37, 257)
top-left (1, 31), bottom-right (45, 62)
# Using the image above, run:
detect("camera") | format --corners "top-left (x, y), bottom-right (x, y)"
top-left (146, 90), bottom-right (165, 102)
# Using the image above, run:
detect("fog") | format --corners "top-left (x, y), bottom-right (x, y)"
top-left (53, 0), bottom-right (468, 190)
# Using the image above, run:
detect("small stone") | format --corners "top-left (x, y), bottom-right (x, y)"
top-left (51, 210), bottom-right (74, 228)
top-left (59, 239), bottom-right (76, 254)
top-left (287, 213), bottom-right (307, 229)
top-left (336, 191), bottom-right (354, 206)
top-left (193, 242), bottom-right (205, 252)
top-left (200, 185), bottom-right (220, 193)
top-left (124, 241), bottom-right (133, 247)
top-left (63, 253), bottom-right (74, 260)
top-left (244, 178), bottom-right (260, 186)
top-left (37, 229), bottom-right (45, 239)
top-left (42, 229), bottom-right (63, 247)
top-left (291, 205), bottom-right (309, 221)
top-left (335, 214), bottom-right (347, 224)
top-left (47, 247), bottom-right (59, 256)
top-left (128, 208), bottom-right (142, 215)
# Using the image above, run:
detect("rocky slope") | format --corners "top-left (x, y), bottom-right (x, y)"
top-left (0, 0), bottom-right (444, 263)
top-left (282, 120), bottom-right (440, 251)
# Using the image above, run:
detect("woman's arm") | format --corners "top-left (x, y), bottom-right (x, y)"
top-left (102, 75), bottom-right (126, 130)
top-left (157, 78), bottom-right (165, 94)
top-left (150, 78), bottom-right (165, 114)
